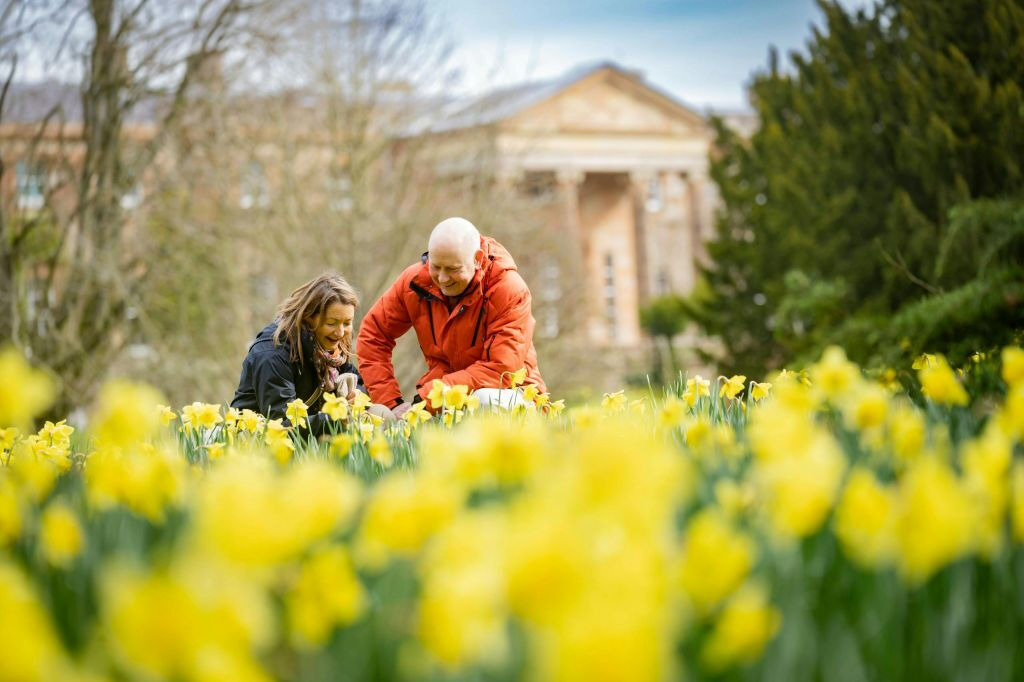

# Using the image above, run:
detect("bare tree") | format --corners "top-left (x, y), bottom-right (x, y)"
top-left (127, 0), bottom-right (469, 404)
top-left (0, 0), bottom-right (278, 413)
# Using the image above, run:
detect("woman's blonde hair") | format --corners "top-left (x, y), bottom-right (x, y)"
top-left (274, 272), bottom-right (359, 365)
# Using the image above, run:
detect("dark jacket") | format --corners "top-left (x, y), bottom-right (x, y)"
top-left (231, 321), bottom-right (365, 436)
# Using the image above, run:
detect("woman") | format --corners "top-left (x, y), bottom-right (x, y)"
top-left (231, 272), bottom-right (389, 435)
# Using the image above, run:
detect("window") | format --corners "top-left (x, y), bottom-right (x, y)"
top-left (644, 175), bottom-right (662, 213)
top-left (521, 171), bottom-right (556, 202)
top-left (538, 258), bottom-right (561, 339)
top-left (655, 269), bottom-right (670, 295)
top-left (327, 167), bottom-right (353, 212)
top-left (240, 161), bottom-right (269, 209)
top-left (120, 182), bottom-right (143, 210)
top-left (603, 253), bottom-right (617, 340)
top-left (16, 160), bottom-right (45, 211)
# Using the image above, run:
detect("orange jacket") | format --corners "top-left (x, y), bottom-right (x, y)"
top-left (357, 236), bottom-right (545, 405)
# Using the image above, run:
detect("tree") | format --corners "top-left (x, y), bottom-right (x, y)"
top-left (0, 0), bottom-right (277, 413)
top-left (639, 294), bottom-right (690, 384)
top-left (698, 0), bottom-right (1024, 376)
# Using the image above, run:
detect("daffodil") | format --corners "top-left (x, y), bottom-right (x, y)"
top-left (0, 347), bottom-right (56, 429)
top-left (918, 355), bottom-right (968, 406)
top-left (1001, 346), bottom-right (1024, 387)
top-left (507, 367), bottom-right (528, 388)
top-left (330, 433), bottom-right (353, 458)
top-left (156, 404), bottom-right (177, 427)
top-left (601, 390), bottom-right (627, 411)
top-left (286, 399), bottom-right (309, 429)
top-left (368, 435), bottom-right (393, 467)
top-left (750, 381), bottom-right (772, 401)
top-left (322, 392), bottom-right (349, 421)
top-left (719, 375), bottom-right (746, 400)
top-left (181, 402), bottom-right (223, 433)
top-left (205, 442), bottom-right (226, 461)
top-left (351, 391), bottom-right (372, 417)
top-left (444, 384), bottom-right (470, 410)
top-left (912, 353), bottom-right (937, 370)
top-left (428, 380), bottom-right (447, 409)
top-left (39, 502), bottom-right (84, 567)
top-left (404, 401), bottom-right (432, 426)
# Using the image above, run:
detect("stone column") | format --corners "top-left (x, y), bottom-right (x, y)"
top-left (628, 170), bottom-right (654, 308)
top-left (555, 169), bottom-right (591, 341)
top-left (555, 168), bottom-right (585, 248)
top-left (684, 172), bottom-right (708, 290)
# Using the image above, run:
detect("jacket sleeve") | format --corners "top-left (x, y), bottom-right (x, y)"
top-left (356, 275), bottom-right (413, 406)
top-left (253, 351), bottom-right (335, 437)
top-left (439, 272), bottom-right (535, 393)
top-left (253, 350), bottom-right (298, 422)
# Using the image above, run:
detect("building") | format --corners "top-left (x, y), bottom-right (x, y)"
top-left (411, 61), bottom-right (749, 351)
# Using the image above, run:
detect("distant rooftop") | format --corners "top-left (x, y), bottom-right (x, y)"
top-left (2, 80), bottom-right (165, 125)
top-left (404, 60), bottom-right (755, 137)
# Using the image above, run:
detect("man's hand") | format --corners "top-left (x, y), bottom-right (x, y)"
top-left (368, 403), bottom-right (397, 422)
top-left (392, 401), bottom-right (413, 420)
top-left (336, 373), bottom-right (359, 401)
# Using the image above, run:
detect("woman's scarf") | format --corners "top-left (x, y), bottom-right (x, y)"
top-left (312, 343), bottom-right (348, 393)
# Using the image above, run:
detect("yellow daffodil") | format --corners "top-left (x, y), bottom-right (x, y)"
top-left (444, 384), bottom-right (470, 410)
top-left (719, 375), bottom-right (746, 400)
top-left (39, 502), bottom-right (84, 567)
top-left (918, 355), bottom-right (968, 406)
top-left (368, 435), bottom-right (393, 467)
top-left (912, 353), bottom-right (938, 370)
top-left (701, 584), bottom-right (781, 671)
top-left (601, 390), bottom-right (627, 411)
top-left (0, 347), bottom-right (56, 429)
top-left (507, 367), bottom-right (527, 388)
top-left (330, 433), bottom-right (354, 458)
top-left (750, 381), bottom-right (772, 401)
top-left (181, 401), bottom-right (223, 433)
top-left (285, 399), bottom-right (309, 429)
top-left (428, 380), bottom-right (447, 409)
top-left (322, 392), bottom-right (349, 421)
top-left (1002, 346), bottom-right (1024, 387)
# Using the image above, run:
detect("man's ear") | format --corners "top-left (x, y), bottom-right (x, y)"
top-left (474, 249), bottom-right (484, 267)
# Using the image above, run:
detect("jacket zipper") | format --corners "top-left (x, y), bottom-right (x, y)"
top-left (471, 302), bottom-right (486, 347)
top-left (428, 304), bottom-right (437, 345)
top-left (410, 281), bottom-right (440, 346)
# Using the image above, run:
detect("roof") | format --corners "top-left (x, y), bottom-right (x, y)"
top-left (404, 60), bottom-right (713, 136)
top-left (2, 80), bottom-right (164, 125)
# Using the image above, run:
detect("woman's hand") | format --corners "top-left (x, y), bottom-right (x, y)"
top-left (336, 373), bottom-right (359, 401)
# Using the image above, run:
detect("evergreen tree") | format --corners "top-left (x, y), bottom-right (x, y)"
top-left (698, 0), bottom-right (1024, 375)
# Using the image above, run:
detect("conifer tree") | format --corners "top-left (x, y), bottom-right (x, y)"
top-left (699, 0), bottom-right (1024, 375)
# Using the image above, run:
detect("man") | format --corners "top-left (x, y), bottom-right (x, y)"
top-left (357, 217), bottom-right (545, 416)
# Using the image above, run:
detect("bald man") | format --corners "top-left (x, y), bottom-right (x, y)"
top-left (357, 217), bottom-right (546, 415)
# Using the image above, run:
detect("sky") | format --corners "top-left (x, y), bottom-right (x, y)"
top-left (439, 0), bottom-right (873, 112)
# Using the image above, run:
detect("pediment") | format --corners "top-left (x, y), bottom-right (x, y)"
top-left (506, 67), bottom-right (706, 136)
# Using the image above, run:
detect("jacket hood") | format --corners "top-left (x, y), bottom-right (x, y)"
top-left (251, 321), bottom-right (317, 366)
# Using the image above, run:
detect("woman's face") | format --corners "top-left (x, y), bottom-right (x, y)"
top-left (307, 302), bottom-right (355, 353)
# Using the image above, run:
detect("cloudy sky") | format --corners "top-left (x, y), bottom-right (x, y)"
top-left (439, 0), bottom-right (873, 111)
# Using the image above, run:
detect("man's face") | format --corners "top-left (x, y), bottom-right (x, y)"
top-left (428, 243), bottom-right (480, 297)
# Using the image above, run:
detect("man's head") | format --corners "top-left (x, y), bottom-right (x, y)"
top-left (427, 217), bottom-right (483, 297)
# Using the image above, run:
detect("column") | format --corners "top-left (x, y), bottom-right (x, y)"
top-left (555, 169), bottom-right (593, 341)
top-left (684, 172), bottom-right (707, 291)
top-left (628, 170), bottom-right (654, 309)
